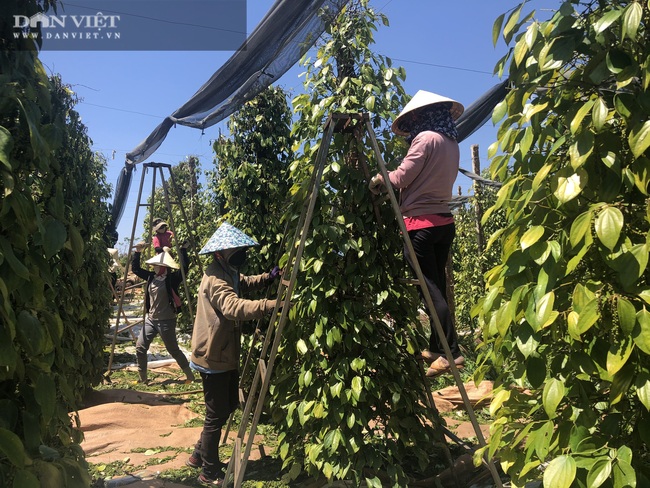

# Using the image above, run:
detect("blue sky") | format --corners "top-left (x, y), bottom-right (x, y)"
top-left (38, 0), bottom-right (535, 246)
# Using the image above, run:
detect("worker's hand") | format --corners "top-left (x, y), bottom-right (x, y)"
top-left (133, 241), bottom-right (148, 253)
top-left (278, 299), bottom-right (294, 314)
top-left (265, 298), bottom-right (293, 314)
top-left (369, 174), bottom-right (385, 195)
top-left (269, 266), bottom-right (282, 280)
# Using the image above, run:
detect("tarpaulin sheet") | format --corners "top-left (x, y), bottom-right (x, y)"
top-left (110, 0), bottom-right (509, 238)
top-left (110, 0), bottom-right (347, 233)
top-left (125, 0), bottom-right (348, 165)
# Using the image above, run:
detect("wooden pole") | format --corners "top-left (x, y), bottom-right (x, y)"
top-left (471, 145), bottom-right (485, 257)
top-left (445, 255), bottom-right (456, 329)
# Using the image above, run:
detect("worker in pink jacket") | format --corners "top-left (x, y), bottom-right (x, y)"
top-left (370, 90), bottom-right (465, 378)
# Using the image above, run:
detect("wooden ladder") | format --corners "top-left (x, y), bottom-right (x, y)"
top-left (106, 162), bottom-right (204, 374)
top-left (223, 113), bottom-right (503, 488)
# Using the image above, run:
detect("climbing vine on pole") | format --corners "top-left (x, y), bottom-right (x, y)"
top-left (268, 2), bottom-right (448, 486)
top-left (452, 181), bottom-right (505, 337)
top-left (0, 2), bottom-right (113, 483)
top-left (210, 86), bottom-right (294, 274)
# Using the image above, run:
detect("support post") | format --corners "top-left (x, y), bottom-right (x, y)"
top-left (471, 145), bottom-right (485, 256)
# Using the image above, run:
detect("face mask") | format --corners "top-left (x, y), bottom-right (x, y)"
top-left (228, 249), bottom-right (247, 268)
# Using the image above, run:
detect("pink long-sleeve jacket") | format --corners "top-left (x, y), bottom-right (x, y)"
top-left (387, 130), bottom-right (459, 217)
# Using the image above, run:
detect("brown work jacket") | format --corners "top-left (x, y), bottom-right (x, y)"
top-left (190, 258), bottom-right (273, 371)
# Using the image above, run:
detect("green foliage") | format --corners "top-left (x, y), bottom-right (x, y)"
top-left (477, 1), bottom-right (650, 486)
top-left (209, 85), bottom-right (294, 273)
top-left (452, 180), bottom-right (505, 339)
top-left (268, 2), bottom-right (445, 486)
top-left (138, 87), bottom-right (294, 331)
top-left (0, 1), bottom-right (113, 484)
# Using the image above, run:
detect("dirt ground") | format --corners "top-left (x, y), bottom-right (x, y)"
top-left (93, 296), bottom-right (497, 486)
top-left (80, 362), bottom-right (494, 487)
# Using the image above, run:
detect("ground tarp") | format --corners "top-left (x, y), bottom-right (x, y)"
top-left (79, 368), bottom-right (493, 484)
top-left (79, 367), bottom-right (270, 482)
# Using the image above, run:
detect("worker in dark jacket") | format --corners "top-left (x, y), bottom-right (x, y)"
top-left (185, 223), bottom-right (281, 486)
top-left (131, 242), bottom-right (194, 384)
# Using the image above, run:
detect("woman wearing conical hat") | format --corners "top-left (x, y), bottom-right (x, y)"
top-left (186, 222), bottom-right (282, 485)
top-left (131, 242), bottom-right (195, 384)
top-left (369, 90), bottom-right (465, 378)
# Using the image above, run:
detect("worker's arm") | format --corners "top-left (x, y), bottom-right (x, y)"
top-left (209, 277), bottom-right (274, 321)
top-left (130, 243), bottom-right (151, 281)
top-left (386, 132), bottom-right (430, 189)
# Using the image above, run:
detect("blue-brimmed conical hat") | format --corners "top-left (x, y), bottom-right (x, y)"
top-left (198, 222), bottom-right (258, 255)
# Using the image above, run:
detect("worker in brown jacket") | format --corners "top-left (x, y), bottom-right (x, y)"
top-left (186, 222), bottom-right (281, 486)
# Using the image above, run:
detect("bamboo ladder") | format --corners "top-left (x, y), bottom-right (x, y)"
top-left (222, 113), bottom-right (503, 488)
top-left (106, 162), bottom-right (203, 375)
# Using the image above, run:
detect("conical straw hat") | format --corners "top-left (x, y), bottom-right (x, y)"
top-left (153, 220), bottom-right (169, 232)
top-left (199, 222), bottom-right (258, 255)
top-left (145, 247), bottom-right (179, 269)
top-left (391, 90), bottom-right (464, 136)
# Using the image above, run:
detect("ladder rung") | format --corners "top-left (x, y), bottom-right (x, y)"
top-left (397, 278), bottom-right (421, 286)
top-left (281, 279), bottom-right (291, 287)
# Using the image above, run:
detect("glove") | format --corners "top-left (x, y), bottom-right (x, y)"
top-left (269, 266), bottom-right (282, 280)
top-left (369, 174), bottom-right (385, 195)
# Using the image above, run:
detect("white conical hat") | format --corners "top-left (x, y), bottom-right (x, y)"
top-left (145, 247), bottom-right (179, 269)
top-left (108, 248), bottom-right (119, 260)
top-left (391, 90), bottom-right (464, 136)
top-left (153, 220), bottom-right (169, 232)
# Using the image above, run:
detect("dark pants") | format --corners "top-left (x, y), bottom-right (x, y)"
top-left (135, 317), bottom-right (190, 376)
top-left (192, 369), bottom-right (239, 479)
top-left (404, 224), bottom-right (460, 358)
